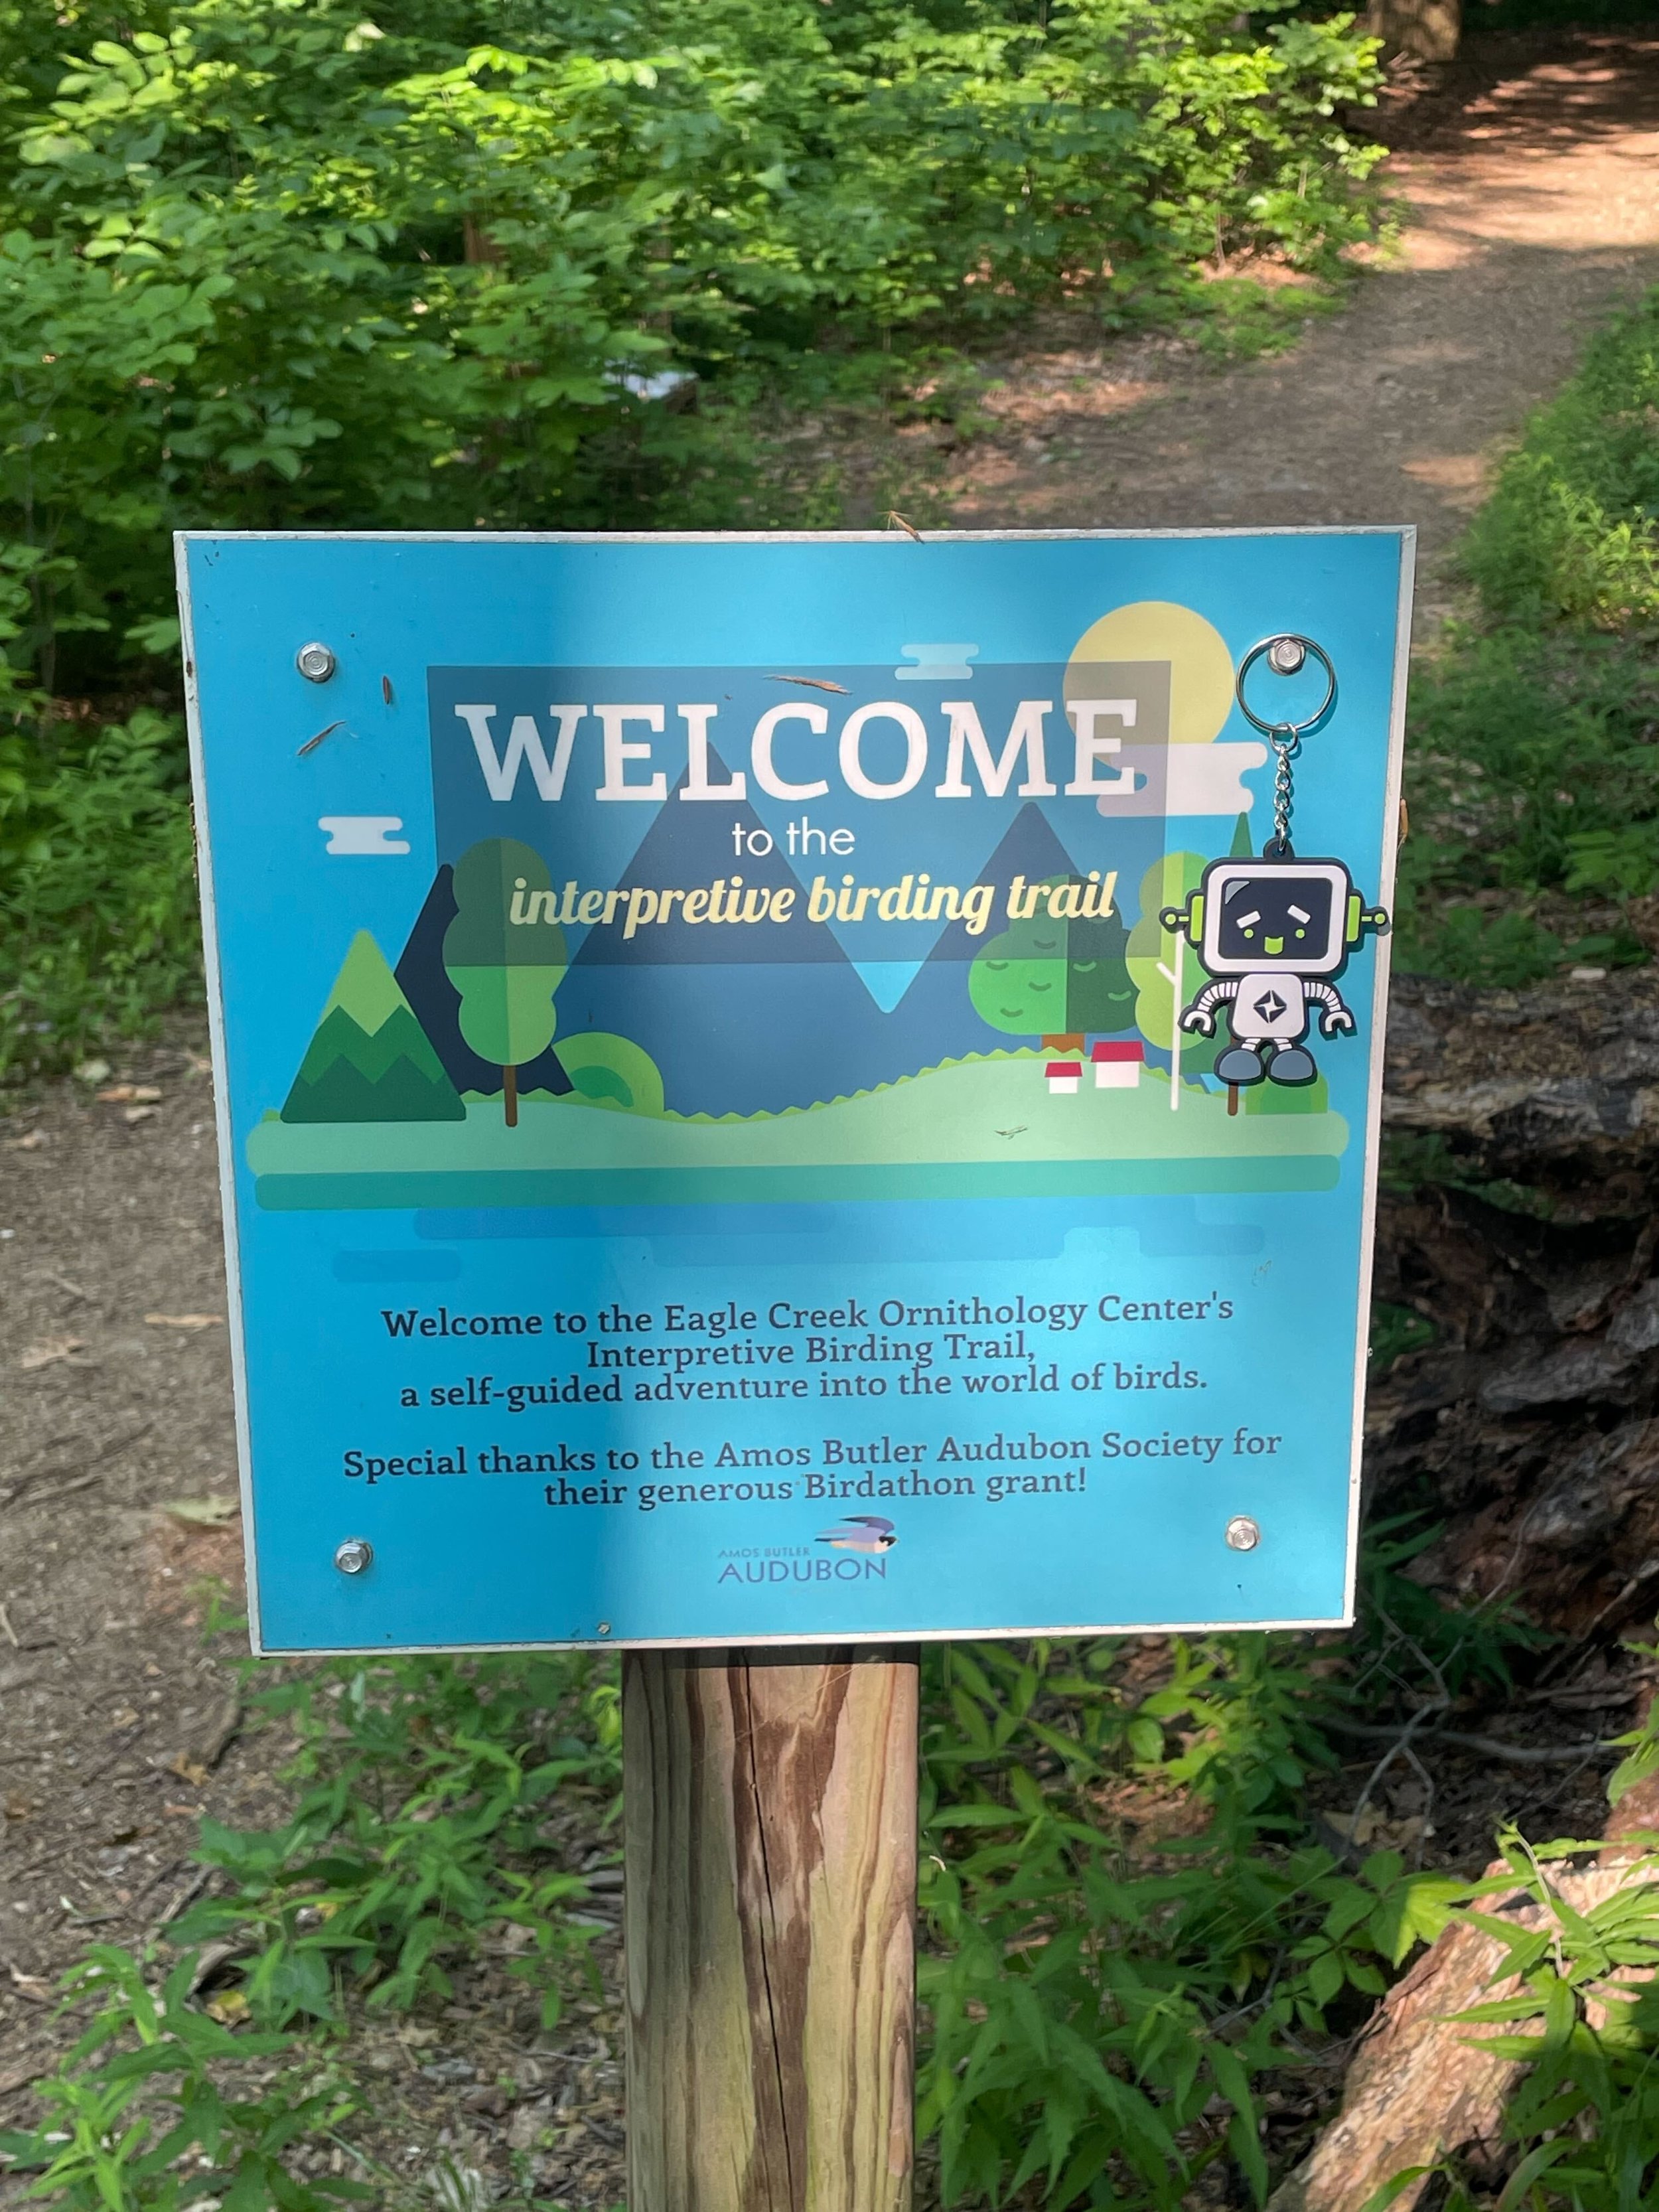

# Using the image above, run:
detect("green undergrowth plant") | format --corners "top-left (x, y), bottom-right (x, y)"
top-left (914, 1636), bottom-right (1462, 2209)
top-left (0, 706), bottom-right (198, 1077)
top-left (13, 1580), bottom-right (1569, 2210)
top-left (0, 1944), bottom-right (365, 2211)
top-left (1399, 285), bottom-right (1659, 984)
top-left (175, 1651), bottom-right (622, 2033)
top-left (1353, 1512), bottom-right (1553, 1703)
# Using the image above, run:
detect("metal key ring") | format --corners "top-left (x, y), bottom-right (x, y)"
top-left (1235, 634), bottom-right (1336, 740)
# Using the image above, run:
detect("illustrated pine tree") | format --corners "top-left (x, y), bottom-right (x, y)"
top-left (441, 838), bottom-right (567, 1127)
top-left (282, 932), bottom-right (464, 1123)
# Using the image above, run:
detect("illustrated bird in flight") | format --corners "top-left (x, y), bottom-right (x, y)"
top-left (817, 1515), bottom-right (898, 1554)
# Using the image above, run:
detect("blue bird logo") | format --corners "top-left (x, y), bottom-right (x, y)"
top-left (817, 1514), bottom-right (897, 1554)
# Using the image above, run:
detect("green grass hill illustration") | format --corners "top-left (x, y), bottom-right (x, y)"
top-left (281, 932), bottom-right (465, 1125)
top-left (252, 1050), bottom-right (1348, 1210)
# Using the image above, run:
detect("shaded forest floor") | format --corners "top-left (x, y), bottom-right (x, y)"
top-left (5, 25), bottom-right (1659, 2209)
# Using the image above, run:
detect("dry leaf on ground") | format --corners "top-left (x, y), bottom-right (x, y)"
top-left (21, 1336), bottom-right (87, 1370)
top-left (159, 1494), bottom-right (240, 1526)
top-left (145, 1313), bottom-right (224, 1330)
top-left (123, 1106), bottom-right (158, 1126)
top-left (6, 1130), bottom-right (46, 1151)
top-left (96, 1084), bottom-right (161, 1104)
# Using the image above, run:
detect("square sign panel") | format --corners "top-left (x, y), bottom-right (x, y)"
top-left (179, 529), bottom-right (1412, 1654)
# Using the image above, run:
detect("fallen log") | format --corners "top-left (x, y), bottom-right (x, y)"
top-left (1371, 968), bottom-right (1659, 1636)
top-left (1266, 1773), bottom-right (1659, 2212)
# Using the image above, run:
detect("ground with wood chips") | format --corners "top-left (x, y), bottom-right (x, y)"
top-left (4, 28), bottom-right (1659, 2209)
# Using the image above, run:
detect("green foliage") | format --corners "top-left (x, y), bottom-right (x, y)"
top-left (1399, 288), bottom-right (1659, 980)
top-left (0, 0), bottom-right (1385, 690)
top-left (176, 1651), bottom-right (621, 2032)
top-left (0, 0), bottom-right (1385, 1078)
top-left (914, 1635), bottom-right (1450, 2209)
top-left (0, 706), bottom-right (199, 1078)
top-left (1367, 1299), bottom-right (1435, 1373)
top-left (1462, 289), bottom-right (1659, 632)
top-left (551, 1029), bottom-right (666, 1115)
top-left (1353, 1513), bottom-right (1553, 1701)
top-left (443, 838), bottom-right (567, 1078)
top-left (968, 879), bottom-right (1135, 1040)
top-left (0, 1945), bottom-right (364, 2211)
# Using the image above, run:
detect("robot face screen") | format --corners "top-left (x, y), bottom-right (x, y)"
top-left (1212, 866), bottom-right (1343, 969)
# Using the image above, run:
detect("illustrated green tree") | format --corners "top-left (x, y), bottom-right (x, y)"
top-left (441, 839), bottom-right (566, 1128)
top-left (968, 877), bottom-right (1134, 1046)
top-left (1125, 851), bottom-right (1223, 1085)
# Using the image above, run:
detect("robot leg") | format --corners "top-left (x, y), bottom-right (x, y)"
top-left (1215, 1038), bottom-right (1266, 1086)
top-left (1267, 1045), bottom-right (1318, 1085)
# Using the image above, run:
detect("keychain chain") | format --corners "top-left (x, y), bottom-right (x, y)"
top-left (1236, 633), bottom-right (1334, 858)
top-left (1268, 726), bottom-right (1299, 857)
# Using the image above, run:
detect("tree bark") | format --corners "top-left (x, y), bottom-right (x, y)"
top-left (623, 1645), bottom-right (918, 2212)
top-left (1370, 966), bottom-right (1659, 1638)
top-left (1267, 1773), bottom-right (1659, 2212)
top-left (503, 1063), bottom-right (518, 1128)
top-left (1366, 0), bottom-right (1460, 60)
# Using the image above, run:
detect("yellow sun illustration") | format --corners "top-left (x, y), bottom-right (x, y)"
top-left (1064, 601), bottom-right (1235, 745)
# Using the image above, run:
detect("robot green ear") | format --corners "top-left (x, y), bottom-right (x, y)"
top-left (1158, 894), bottom-right (1204, 941)
top-left (1344, 894), bottom-right (1392, 944)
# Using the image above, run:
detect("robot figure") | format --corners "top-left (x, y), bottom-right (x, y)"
top-left (1160, 856), bottom-right (1388, 1087)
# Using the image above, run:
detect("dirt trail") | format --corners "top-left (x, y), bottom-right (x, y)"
top-left (3, 30), bottom-right (1659, 2207)
top-left (947, 31), bottom-right (1659, 631)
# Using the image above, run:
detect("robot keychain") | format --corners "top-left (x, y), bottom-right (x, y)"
top-left (1161, 634), bottom-right (1389, 1089)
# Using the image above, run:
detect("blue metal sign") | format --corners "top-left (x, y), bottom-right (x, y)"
top-left (178, 529), bottom-right (1411, 1653)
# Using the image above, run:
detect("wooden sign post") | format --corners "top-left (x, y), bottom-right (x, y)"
top-left (624, 1648), bottom-right (918, 2212)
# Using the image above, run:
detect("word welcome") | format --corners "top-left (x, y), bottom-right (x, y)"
top-left (457, 696), bottom-right (1143, 806)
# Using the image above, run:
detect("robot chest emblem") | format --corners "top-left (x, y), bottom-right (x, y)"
top-left (1234, 973), bottom-right (1308, 1042)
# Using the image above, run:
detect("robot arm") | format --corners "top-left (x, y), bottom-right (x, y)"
top-left (1179, 978), bottom-right (1237, 1036)
top-left (1303, 980), bottom-right (1354, 1036)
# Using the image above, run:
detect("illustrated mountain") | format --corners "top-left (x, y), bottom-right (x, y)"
top-left (881, 803), bottom-right (1094, 1059)
top-left (384, 784), bottom-right (1138, 1118)
top-left (282, 932), bottom-right (465, 1124)
top-left (559, 778), bottom-right (1096, 1114)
